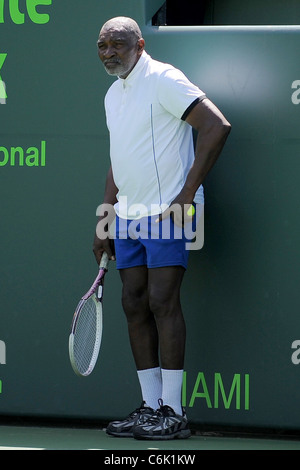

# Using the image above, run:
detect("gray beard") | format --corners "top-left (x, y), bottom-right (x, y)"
top-left (103, 58), bottom-right (136, 78)
top-left (104, 64), bottom-right (124, 76)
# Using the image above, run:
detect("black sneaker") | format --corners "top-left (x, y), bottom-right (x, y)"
top-left (106, 402), bottom-right (155, 437)
top-left (133, 399), bottom-right (191, 440)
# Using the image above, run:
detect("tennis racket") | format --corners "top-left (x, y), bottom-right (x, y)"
top-left (69, 252), bottom-right (109, 377)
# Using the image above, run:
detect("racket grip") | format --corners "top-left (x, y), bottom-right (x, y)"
top-left (100, 251), bottom-right (109, 269)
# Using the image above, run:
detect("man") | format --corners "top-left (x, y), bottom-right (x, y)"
top-left (93, 16), bottom-right (231, 440)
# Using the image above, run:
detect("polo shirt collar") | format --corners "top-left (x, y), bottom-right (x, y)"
top-left (119, 51), bottom-right (148, 86)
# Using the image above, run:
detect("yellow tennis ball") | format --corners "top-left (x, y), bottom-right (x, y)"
top-left (187, 205), bottom-right (195, 217)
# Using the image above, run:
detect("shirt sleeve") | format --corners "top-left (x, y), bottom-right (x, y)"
top-left (157, 67), bottom-right (206, 120)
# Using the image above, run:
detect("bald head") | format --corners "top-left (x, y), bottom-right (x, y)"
top-left (100, 17), bottom-right (142, 43)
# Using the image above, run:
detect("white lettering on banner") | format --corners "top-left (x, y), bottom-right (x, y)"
top-left (0, 53), bottom-right (7, 102)
top-left (0, 341), bottom-right (6, 395)
top-left (0, 79), bottom-right (6, 103)
top-left (0, 340), bottom-right (5, 365)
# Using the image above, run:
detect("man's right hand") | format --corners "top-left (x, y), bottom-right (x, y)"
top-left (93, 233), bottom-right (115, 265)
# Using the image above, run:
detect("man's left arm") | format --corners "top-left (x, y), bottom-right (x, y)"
top-left (158, 97), bottom-right (231, 223)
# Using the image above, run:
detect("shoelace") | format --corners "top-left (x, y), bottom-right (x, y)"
top-left (128, 401), bottom-right (152, 419)
top-left (145, 404), bottom-right (175, 425)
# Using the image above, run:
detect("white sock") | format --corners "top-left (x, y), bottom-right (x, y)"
top-left (137, 367), bottom-right (162, 410)
top-left (161, 368), bottom-right (183, 415)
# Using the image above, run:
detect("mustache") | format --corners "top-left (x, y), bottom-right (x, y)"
top-left (103, 58), bottom-right (121, 66)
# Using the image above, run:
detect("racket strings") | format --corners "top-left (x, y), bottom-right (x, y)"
top-left (72, 296), bottom-right (101, 375)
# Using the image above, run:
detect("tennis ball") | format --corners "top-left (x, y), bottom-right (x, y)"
top-left (187, 205), bottom-right (195, 217)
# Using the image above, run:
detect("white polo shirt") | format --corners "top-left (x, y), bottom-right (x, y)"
top-left (104, 51), bottom-right (206, 219)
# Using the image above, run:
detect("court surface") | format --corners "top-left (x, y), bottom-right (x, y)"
top-left (0, 423), bottom-right (300, 450)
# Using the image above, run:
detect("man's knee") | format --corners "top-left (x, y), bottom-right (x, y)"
top-left (148, 266), bottom-right (184, 319)
top-left (148, 288), bottom-right (178, 319)
top-left (122, 285), bottom-right (149, 320)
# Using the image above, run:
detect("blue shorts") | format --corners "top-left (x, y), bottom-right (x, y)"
top-left (114, 211), bottom-right (201, 270)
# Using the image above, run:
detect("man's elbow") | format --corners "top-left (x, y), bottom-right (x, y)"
top-left (220, 118), bottom-right (231, 137)
top-left (224, 120), bottom-right (232, 136)
top-left (213, 118), bottom-right (231, 144)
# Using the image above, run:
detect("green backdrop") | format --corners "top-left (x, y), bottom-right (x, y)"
top-left (1, 0), bottom-right (300, 432)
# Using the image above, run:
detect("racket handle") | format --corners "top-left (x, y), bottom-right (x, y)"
top-left (100, 251), bottom-right (109, 269)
